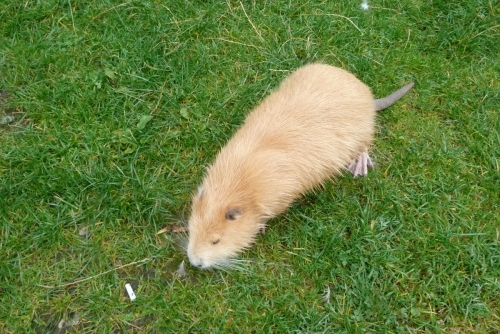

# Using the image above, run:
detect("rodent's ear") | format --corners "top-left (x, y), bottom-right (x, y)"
top-left (225, 208), bottom-right (242, 221)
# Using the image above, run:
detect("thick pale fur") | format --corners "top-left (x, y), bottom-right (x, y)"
top-left (188, 64), bottom-right (380, 269)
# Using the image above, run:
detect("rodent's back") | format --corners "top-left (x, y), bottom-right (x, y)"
top-left (209, 64), bottom-right (376, 215)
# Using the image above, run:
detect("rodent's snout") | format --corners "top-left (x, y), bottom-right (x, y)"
top-left (188, 255), bottom-right (206, 269)
top-left (187, 233), bottom-right (212, 269)
top-left (187, 245), bottom-right (210, 269)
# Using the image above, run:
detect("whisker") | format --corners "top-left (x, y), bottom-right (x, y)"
top-left (168, 231), bottom-right (189, 254)
top-left (213, 258), bottom-right (251, 272)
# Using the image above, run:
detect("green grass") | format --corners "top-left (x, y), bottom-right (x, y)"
top-left (1, 0), bottom-right (499, 332)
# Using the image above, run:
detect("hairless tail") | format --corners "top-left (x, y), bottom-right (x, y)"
top-left (375, 82), bottom-right (414, 112)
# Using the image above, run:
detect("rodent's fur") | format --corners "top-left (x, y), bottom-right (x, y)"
top-left (187, 64), bottom-right (413, 269)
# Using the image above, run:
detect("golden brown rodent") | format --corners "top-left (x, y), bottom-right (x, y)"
top-left (187, 63), bottom-right (414, 269)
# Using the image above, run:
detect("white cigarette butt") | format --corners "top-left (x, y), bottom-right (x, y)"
top-left (125, 283), bottom-right (136, 301)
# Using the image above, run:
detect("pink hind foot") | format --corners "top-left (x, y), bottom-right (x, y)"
top-left (348, 151), bottom-right (374, 177)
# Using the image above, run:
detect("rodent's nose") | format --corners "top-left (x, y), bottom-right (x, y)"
top-left (189, 256), bottom-right (205, 269)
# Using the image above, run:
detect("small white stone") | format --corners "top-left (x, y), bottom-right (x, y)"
top-left (176, 260), bottom-right (187, 278)
top-left (57, 319), bottom-right (66, 329)
top-left (322, 286), bottom-right (331, 303)
top-left (0, 115), bottom-right (15, 125)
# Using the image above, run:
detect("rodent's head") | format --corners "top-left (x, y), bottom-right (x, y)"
top-left (187, 185), bottom-right (263, 269)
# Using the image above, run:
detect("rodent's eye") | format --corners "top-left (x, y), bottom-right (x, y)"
top-left (211, 239), bottom-right (220, 245)
top-left (225, 208), bottom-right (242, 221)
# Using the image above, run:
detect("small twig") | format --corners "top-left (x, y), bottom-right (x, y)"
top-left (38, 257), bottom-right (153, 289)
top-left (156, 223), bottom-right (189, 235)
top-left (239, 1), bottom-right (264, 41)
top-left (67, 0), bottom-right (76, 31)
top-left (151, 78), bottom-right (169, 114)
top-left (85, 3), bottom-right (129, 29)
top-left (404, 28), bottom-right (411, 50)
top-left (469, 24), bottom-right (500, 40)
top-left (207, 37), bottom-right (263, 50)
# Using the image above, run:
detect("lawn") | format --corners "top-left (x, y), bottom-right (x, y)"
top-left (1, 0), bottom-right (499, 332)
